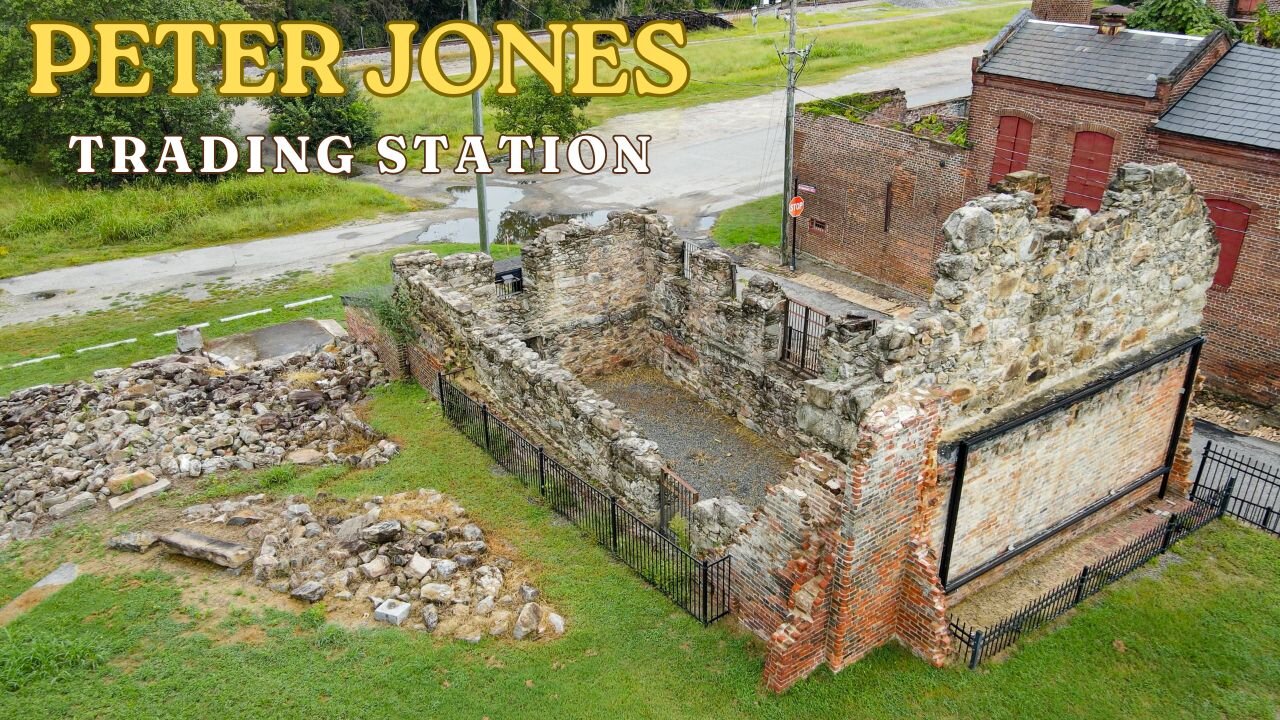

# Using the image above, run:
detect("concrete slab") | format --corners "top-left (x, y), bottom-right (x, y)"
top-left (107, 479), bottom-right (171, 512)
top-left (0, 563), bottom-right (79, 627)
top-left (205, 318), bottom-right (342, 367)
top-left (158, 530), bottom-right (252, 569)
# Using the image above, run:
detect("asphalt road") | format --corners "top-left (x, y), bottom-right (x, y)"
top-left (0, 42), bottom-right (980, 326)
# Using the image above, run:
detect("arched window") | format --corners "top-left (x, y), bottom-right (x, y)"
top-left (990, 115), bottom-right (1033, 185)
top-left (1205, 198), bottom-right (1252, 289)
top-left (1063, 131), bottom-right (1115, 212)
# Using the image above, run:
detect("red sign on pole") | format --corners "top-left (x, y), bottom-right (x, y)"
top-left (788, 196), bottom-right (805, 218)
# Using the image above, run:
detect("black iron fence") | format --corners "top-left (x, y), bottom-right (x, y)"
top-left (949, 490), bottom-right (1227, 668)
top-left (1191, 441), bottom-right (1280, 535)
top-left (659, 468), bottom-right (699, 535)
top-left (436, 373), bottom-right (732, 625)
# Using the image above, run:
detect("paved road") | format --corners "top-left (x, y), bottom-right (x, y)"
top-left (0, 42), bottom-right (981, 326)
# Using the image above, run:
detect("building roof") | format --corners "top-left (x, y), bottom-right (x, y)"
top-left (1155, 43), bottom-right (1280, 151)
top-left (979, 19), bottom-right (1207, 98)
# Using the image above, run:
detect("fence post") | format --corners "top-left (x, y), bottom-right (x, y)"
top-left (609, 497), bottom-right (619, 553)
top-left (436, 370), bottom-right (445, 406)
top-left (1189, 440), bottom-right (1211, 501)
top-left (482, 403), bottom-right (492, 451)
top-left (701, 561), bottom-right (710, 626)
top-left (1073, 566), bottom-right (1090, 604)
top-left (1217, 476), bottom-right (1237, 518)
top-left (537, 446), bottom-right (546, 497)
top-left (969, 630), bottom-right (985, 670)
top-left (1161, 515), bottom-right (1177, 551)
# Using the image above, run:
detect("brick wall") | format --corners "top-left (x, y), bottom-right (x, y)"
top-left (1145, 136), bottom-right (1280, 406)
top-left (1029, 0), bottom-right (1093, 23)
top-left (342, 304), bottom-right (407, 380)
top-left (793, 109), bottom-right (968, 299)
top-left (936, 354), bottom-right (1188, 585)
top-left (732, 391), bottom-right (949, 691)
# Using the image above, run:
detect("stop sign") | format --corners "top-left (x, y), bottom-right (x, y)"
top-left (788, 196), bottom-right (805, 218)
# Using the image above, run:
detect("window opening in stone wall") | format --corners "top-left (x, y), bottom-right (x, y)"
top-left (780, 299), bottom-right (828, 376)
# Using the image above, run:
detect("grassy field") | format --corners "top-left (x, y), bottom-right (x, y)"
top-left (711, 194), bottom-right (783, 248)
top-left (0, 164), bottom-right (422, 279)
top-left (357, 1), bottom-right (1026, 164)
top-left (0, 383), bottom-right (1275, 718)
top-left (0, 243), bottom-right (519, 395)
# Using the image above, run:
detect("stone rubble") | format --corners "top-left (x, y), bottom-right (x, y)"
top-left (0, 339), bottom-right (397, 546)
top-left (125, 488), bottom-right (566, 641)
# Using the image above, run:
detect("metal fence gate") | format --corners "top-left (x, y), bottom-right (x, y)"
top-left (1191, 440), bottom-right (1280, 535)
top-left (780, 299), bottom-right (827, 375)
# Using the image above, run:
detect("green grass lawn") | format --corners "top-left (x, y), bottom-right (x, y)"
top-left (711, 194), bottom-right (783, 248)
top-left (0, 243), bottom-right (519, 395)
top-left (357, 2), bottom-right (1026, 165)
top-left (0, 163), bottom-right (423, 279)
top-left (0, 383), bottom-right (1275, 719)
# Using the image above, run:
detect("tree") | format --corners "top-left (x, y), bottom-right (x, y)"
top-left (1245, 2), bottom-right (1280, 47)
top-left (0, 0), bottom-right (248, 187)
top-left (1126, 0), bottom-right (1237, 36)
top-left (484, 73), bottom-right (591, 164)
top-left (262, 66), bottom-right (379, 148)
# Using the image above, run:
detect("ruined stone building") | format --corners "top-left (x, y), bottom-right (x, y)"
top-left (792, 9), bottom-right (1280, 408)
top-left (360, 161), bottom-right (1218, 690)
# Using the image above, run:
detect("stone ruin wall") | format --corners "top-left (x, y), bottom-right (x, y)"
top-left (393, 246), bottom-right (669, 520)
top-left (723, 163), bottom-right (1217, 688)
top-left (388, 164), bottom-right (1216, 690)
top-left (517, 215), bottom-right (658, 378)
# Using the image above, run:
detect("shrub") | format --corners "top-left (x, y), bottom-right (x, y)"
top-left (263, 69), bottom-right (379, 149)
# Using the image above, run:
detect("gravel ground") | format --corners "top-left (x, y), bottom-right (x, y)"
top-left (590, 368), bottom-right (794, 508)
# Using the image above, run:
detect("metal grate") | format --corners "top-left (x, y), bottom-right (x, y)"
top-left (780, 299), bottom-right (827, 375)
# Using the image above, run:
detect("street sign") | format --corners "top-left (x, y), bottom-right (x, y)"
top-left (798, 183), bottom-right (817, 194)
top-left (788, 196), bottom-right (805, 218)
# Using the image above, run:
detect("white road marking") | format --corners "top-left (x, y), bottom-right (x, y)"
top-left (283, 295), bottom-right (334, 309)
top-left (74, 338), bottom-right (137, 354)
top-left (7, 354), bottom-right (61, 368)
top-left (220, 309), bottom-right (271, 323)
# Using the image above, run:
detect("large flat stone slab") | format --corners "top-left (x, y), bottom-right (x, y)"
top-left (108, 479), bottom-right (171, 512)
top-left (48, 492), bottom-right (97, 519)
top-left (0, 563), bottom-right (79, 627)
top-left (158, 529), bottom-right (252, 569)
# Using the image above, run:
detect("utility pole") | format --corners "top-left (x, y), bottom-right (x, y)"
top-left (468, 0), bottom-right (491, 253)
top-left (778, 0), bottom-right (810, 267)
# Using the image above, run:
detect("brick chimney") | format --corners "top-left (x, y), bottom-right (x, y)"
top-left (1029, 0), bottom-right (1094, 24)
top-left (1093, 5), bottom-right (1135, 34)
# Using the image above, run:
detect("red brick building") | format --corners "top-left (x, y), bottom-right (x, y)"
top-left (790, 11), bottom-right (1280, 407)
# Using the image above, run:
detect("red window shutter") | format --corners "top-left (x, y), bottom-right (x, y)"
top-left (1205, 199), bottom-right (1251, 289)
top-left (1063, 131), bottom-right (1114, 212)
top-left (990, 116), bottom-right (1032, 185)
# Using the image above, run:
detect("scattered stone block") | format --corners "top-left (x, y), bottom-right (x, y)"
top-left (513, 602), bottom-right (542, 640)
top-left (360, 555), bottom-right (390, 579)
top-left (107, 531), bottom-right (158, 553)
top-left (421, 604), bottom-right (439, 630)
top-left (107, 479), bottom-right (171, 513)
top-left (405, 553), bottom-right (432, 580)
top-left (106, 469), bottom-right (156, 495)
top-left (285, 449), bottom-right (324, 466)
top-left (374, 598), bottom-right (411, 626)
top-left (359, 520), bottom-right (402, 544)
top-left (158, 529), bottom-right (252, 569)
top-left (227, 508), bottom-right (268, 526)
top-left (421, 583), bottom-right (454, 604)
top-left (291, 581), bottom-right (327, 603)
top-left (48, 492), bottom-right (96, 519)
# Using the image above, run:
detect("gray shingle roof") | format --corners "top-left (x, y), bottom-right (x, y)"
top-left (979, 20), bottom-right (1207, 98)
top-left (1155, 43), bottom-right (1280, 151)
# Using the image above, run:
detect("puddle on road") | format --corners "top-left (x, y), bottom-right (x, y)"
top-left (417, 185), bottom-right (612, 245)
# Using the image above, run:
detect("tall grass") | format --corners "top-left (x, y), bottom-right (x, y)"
top-left (0, 164), bottom-right (420, 279)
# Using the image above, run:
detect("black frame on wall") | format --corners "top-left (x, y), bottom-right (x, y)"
top-left (937, 336), bottom-right (1204, 592)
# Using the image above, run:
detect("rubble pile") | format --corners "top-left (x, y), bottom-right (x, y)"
top-left (164, 489), bottom-right (565, 640)
top-left (0, 340), bottom-right (396, 544)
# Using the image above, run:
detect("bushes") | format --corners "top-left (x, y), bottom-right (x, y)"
top-left (262, 70), bottom-right (379, 149)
